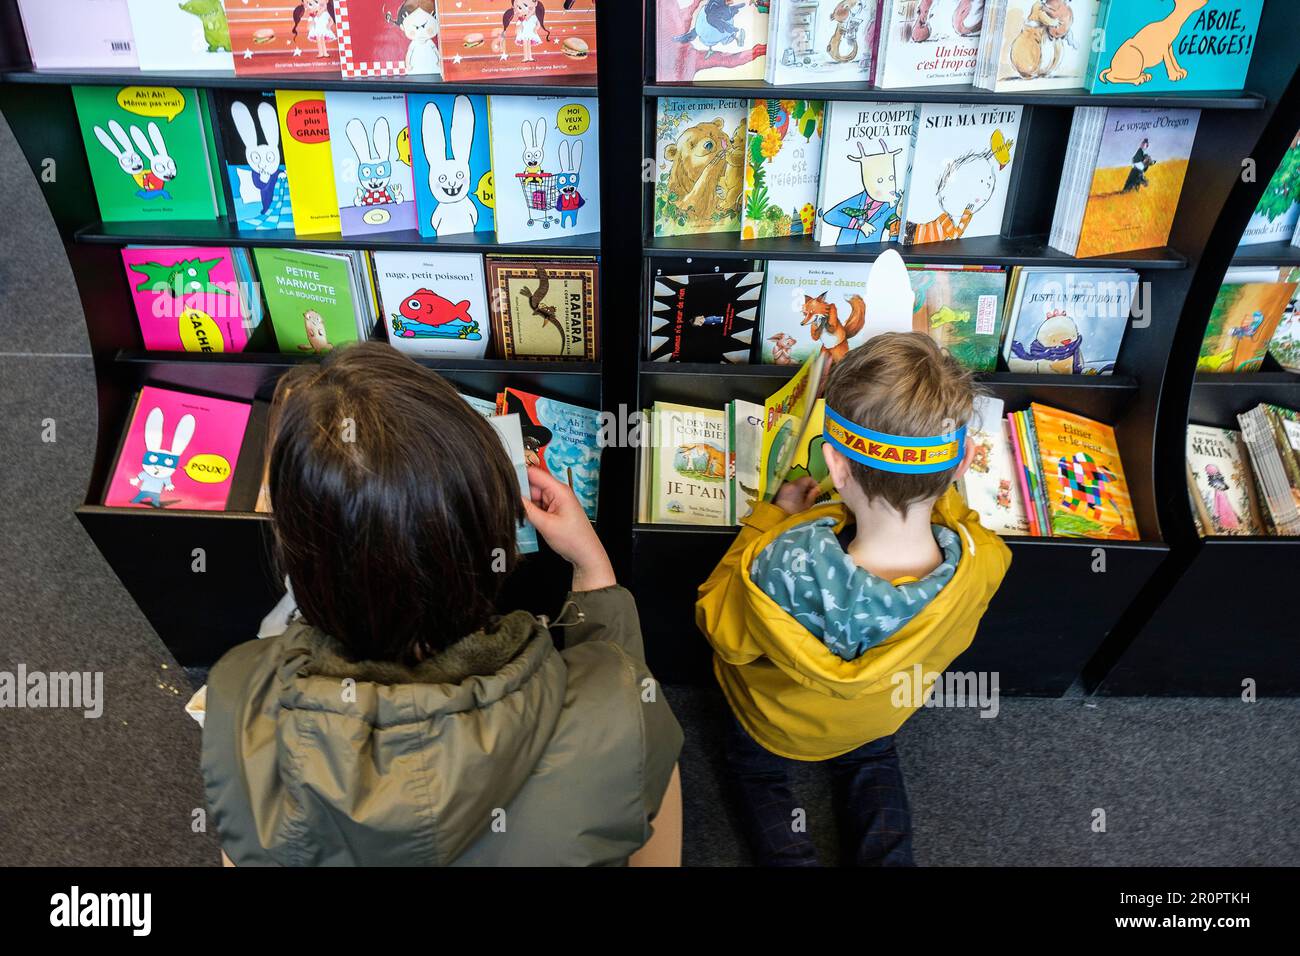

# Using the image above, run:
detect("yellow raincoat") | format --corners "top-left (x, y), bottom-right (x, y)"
top-left (696, 488), bottom-right (1011, 761)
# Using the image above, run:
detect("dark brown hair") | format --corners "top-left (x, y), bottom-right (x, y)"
top-left (267, 343), bottom-right (522, 664)
top-left (824, 332), bottom-right (976, 513)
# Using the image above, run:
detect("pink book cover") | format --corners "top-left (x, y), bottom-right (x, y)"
top-left (1007, 411), bottom-right (1038, 536)
top-left (121, 247), bottom-right (253, 353)
top-left (104, 386), bottom-right (252, 511)
top-left (17, 0), bottom-right (138, 69)
top-left (225, 0), bottom-right (341, 75)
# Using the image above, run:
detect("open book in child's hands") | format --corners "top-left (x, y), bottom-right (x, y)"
top-left (757, 249), bottom-right (915, 502)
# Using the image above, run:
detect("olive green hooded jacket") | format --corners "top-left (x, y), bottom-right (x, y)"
top-left (201, 586), bottom-right (682, 866)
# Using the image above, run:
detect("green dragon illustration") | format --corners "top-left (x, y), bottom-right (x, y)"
top-left (128, 257), bottom-right (229, 298)
top-left (179, 0), bottom-right (232, 53)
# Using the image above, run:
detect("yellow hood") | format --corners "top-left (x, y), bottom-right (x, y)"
top-left (696, 487), bottom-right (1011, 760)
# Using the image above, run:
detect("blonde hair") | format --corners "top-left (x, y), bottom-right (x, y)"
top-left (824, 332), bottom-right (976, 512)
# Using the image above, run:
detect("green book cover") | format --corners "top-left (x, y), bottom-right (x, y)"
top-left (252, 248), bottom-right (360, 355)
top-left (72, 85), bottom-right (218, 223)
top-left (199, 89), bottom-right (227, 220)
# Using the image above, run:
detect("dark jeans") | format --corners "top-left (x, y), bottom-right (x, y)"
top-left (724, 718), bottom-right (915, 867)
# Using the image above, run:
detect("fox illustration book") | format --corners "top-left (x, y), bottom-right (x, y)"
top-left (73, 85), bottom-right (221, 223)
top-left (901, 104), bottom-right (1022, 246)
top-left (104, 386), bottom-right (251, 512)
top-left (225, 0), bottom-right (342, 75)
top-left (122, 246), bottom-right (260, 353)
top-left (372, 250), bottom-right (490, 358)
top-left (213, 90), bottom-right (294, 232)
top-left (439, 0), bottom-right (597, 82)
top-left (815, 101), bottom-right (917, 247)
top-left (486, 257), bottom-right (599, 360)
top-left (487, 95), bottom-right (600, 242)
top-left (649, 271), bottom-right (762, 363)
top-left (653, 97), bottom-right (748, 239)
top-left (324, 91), bottom-right (418, 236)
top-left (409, 93), bottom-right (496, 239)
top-left (655, 0), bottom-right (770, 82)
top-left (741, 99), bottom-right (826, 241)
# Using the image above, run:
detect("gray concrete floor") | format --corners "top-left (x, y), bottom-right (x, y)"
top-left (0, 111), bottom-right (1295, 867)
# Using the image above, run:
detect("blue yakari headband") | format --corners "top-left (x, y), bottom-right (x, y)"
top-left (823, 406), bottom-right (967, 475)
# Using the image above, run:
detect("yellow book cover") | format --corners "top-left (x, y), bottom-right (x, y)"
top-left (758, 350), bottom-right (827, 501)
top-left (276, 91), bottom-right (341, 236)
top-left (1030, 403), bottom-right (1138, 541)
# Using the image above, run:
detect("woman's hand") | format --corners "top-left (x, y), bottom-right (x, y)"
top-left (521, 465), bottom-right (616, 592)
top-left (773, 476), bottom-right (821, 515)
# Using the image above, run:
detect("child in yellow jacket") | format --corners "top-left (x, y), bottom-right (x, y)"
top-left (697, 333), bottom-right (1011, 866)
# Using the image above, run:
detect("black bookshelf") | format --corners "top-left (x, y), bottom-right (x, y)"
top-left (0, 0), bottom-right (615, 667)
top-left (629, 1), bottom-right (1299, 695)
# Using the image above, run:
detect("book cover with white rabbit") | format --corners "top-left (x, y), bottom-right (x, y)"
top-left (815, 100), bottom-right (917, 246)
top-left (104, 386), bottom-right (251, 511)
top-left (324, 91), bottom-right (418, 236)
top-left (72, 85), bottom-right (221, 223)
top-left (901, 103), bottom-right (1022, 245)
top-left (372, 250), bottom-right (491, 358)
top-left (212, 90), bottom-right (294, 232)
top-left (125, 0), bottom-right (235, 72)
top-left (876, 0), bottom-right (984, 88)
top-left (409, 92), bottom-right (495, 239)
top-left (487, 94), bottom-right (600, 243)
top-left (336, 0), bottom-right (442, 77)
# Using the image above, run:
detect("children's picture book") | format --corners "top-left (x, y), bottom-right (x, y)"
top-left (438, 0), bottom-right (597, 81)
top-left (252, 247), bottom-right (364, 353)
top-left (486, 257), bottom-right (599, 360)
top-left (1196, 280), bottom-right (1297, 373)
top-left (276, 90), bottom-right (342, 236)
top-left (901, 104), bottom-right (1022, 245)
top-left (649, 271), bottom-right (762, 363)
top-left (816, 100), bottom-right (916, 247)
top-left (1186, 424), bottom-right (1263, 536)
top-left (409, 93), bottom-right (495, 239)
top-left (874, 0), bottom-right (984, 89)
top-left (483, 413), bottom-right (540, 554)
top-left (1238, 403), bottom-right (1300, 535)
top-left (649, 402), bottom-right (730, 525)
top-left (224, 0), bottom-right (341, 74)
top-left (104, 386), bottom-right (251, 511)
top-left (729, 398), bottom-right (764, 523)
top-left (336, 0), bottom-right (441, 77)
top-left (121, 245), bottom-right (259, 352)
top-left (487, 95), bottom-right (600, 242)
top-left (766, 0), bottom-right (882, 85)
top-left (1003, 268), bottom-right (1137, 375)
top-left (758, 350), bottom-right (829, 502)
top-left (1051, 107), bottom-right (1201, 258)
top-left (126, 0), bottom-right (234, 71)
top-left (372, 250), bottom-right (489, 358)
top-left (741, 99), bottom-right (826, 241)
top-left (974, 0), bottom-right (1101, 92)
top-left (497, 388), bottom-right (601, 520)
top-left (958, 394), bottom-right (1030, 536)
top-left (73, 85), bottom-right (220, 223)
top-left (324, 91), bottom-right (418, 236)
top-left (652, 97), bottom-right (748, 239)
top-left (654, 0), bottom-right (769, 82)
top-left (1028, 403), bottom-right (1138, 540)
top-left (17, 0), bottom-right (138, 69)
top-left (759, 250), bottom-right (914, 366)
top-left (211, 90), bottom-right (294, 232)
top-left (1240, 128), bottom-right (1300, 247)
top-left (909, 264), bottom-right (1007, 372)
top-left (1269, 282), bottom-right (1300, 373)
top-left (1085, 0), bottom-right (1263, 94)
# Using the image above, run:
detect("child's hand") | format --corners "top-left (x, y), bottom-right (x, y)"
top-left (521, 465), bottom-right (616, 592)
top-left (774, 476), bottom-right (821, 515)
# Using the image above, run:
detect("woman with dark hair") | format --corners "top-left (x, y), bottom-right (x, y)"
top-left (201, 343), bottom-right (683, 866)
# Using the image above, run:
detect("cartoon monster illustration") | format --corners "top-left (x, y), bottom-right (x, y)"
top-left (1008, 309), bottom-right (1084, 374)
top-left (127, 257), bottom-right (228, 299)
top-left (128, 406), bottom-right (194, 509)
top-left (293, 0), bottom-right (337, 59)
top-left (800, 290), bottom-right (867, 364)
top-left (767, 332), bottom-right (798, 365)
top-left (906, 137), bottom-right (1011, 245)
top-left (1009, 0), bottom-right (1075, 80)
top-left (674, 0), bottom-right (749, 56)
top-left (1098, 0), bottom-right (1209, 86)
top-left (390, 288), bottom-right (482, 340)
top-left (299, 310), bottom-right (334, 353)
top-left (518, 266), bottom-right (567, 352)
top-left (180, 0), bottom-right (233, 52)
top-left (386, 0), bottom-right (441, 75)
top-left (821, 138), bottom-right (904, 246)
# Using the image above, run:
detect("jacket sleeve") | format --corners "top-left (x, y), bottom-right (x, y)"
top-left (560, 585), bottom-right (649, 661)
top-left (695, 501), bottom-right (788, 666)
